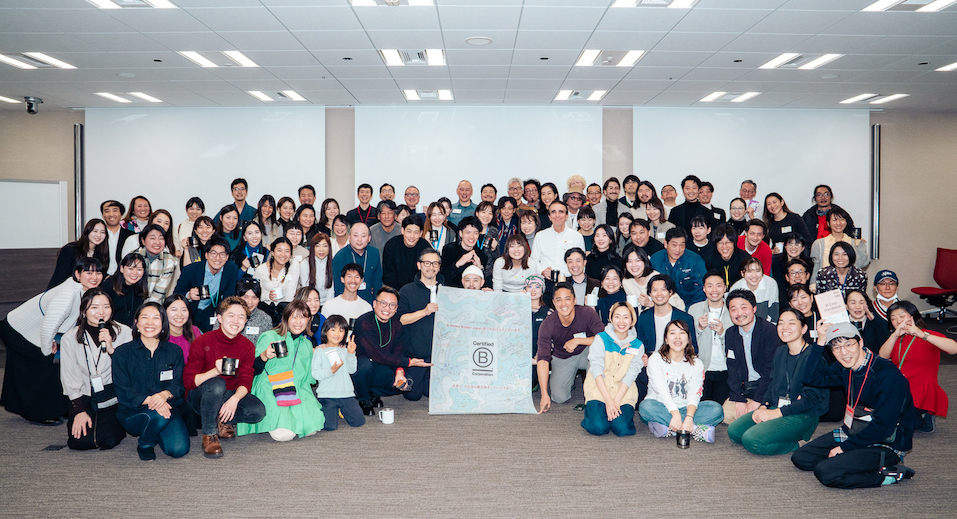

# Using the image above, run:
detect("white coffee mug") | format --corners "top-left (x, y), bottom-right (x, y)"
top-left (378, 408), bottom-right (394, 425)
top-left (273, 287), bottom-right (284, 300)
top-left (325, 348), bottom-right (342, 366)
top-left (626, 295), bottom-right (639, 307)
top-left (585, 294), bottom-right (598, 307)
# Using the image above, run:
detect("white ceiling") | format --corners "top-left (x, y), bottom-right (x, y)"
top-left (0, 0), bottom-right (955, 110)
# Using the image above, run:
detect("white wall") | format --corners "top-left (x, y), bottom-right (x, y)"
top-left (85, 107), bottom-right (325, 223)
top-left (355, 106), bottom-right (603, 209)
top-left (0, 180), bottom-right (68, 248)
top-left (634, 107), bottom-right (871, 237)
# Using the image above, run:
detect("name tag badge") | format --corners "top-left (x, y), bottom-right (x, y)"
top-left (160, 370), bottom-right (174, 381)
top-left (777, 397), bottom-right (791, 408)
top-left (245, 326), bottom-right (260, 335)
top-left (843, 404), bottom-right (854, 429)
top-left (625, 347), bottom-right (642, 356)
top-left (359, 282), bottom-right (367, 290)
top-left (810, 330), bottom-right (818, 339)
top-left (781, 226), bottom-right (792, 233)
top-left (452, 209), bottom-right (462, 214)
top-left (210, 316), bottom-right (217, 326)
top-left (91, 376), bottom-right (105, 393)
top-left (573, 332), bottom-right (587, 339)
top-left (657, 232), bottom-right (665, 239)
top-left (727, 350), bottom-right (736, 359)
top-left (294, 255), bottom-right (303, 262)
top-left (714, 212), bottom-right (721, 220)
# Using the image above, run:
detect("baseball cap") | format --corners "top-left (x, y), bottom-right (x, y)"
top-left (874, 270), bottom-right (898, 285)
top-left (825, 322), bottom-right (862, 344)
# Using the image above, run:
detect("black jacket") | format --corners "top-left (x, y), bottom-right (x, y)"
top-left (726, 318), bottom-right (782, 403)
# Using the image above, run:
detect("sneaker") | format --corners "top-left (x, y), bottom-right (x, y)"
top-left (916, 413), bottom-right (936, 434)
top-left (137, 446), bottom-right (156, 461)
top-left (574, 404), bottom-right (585, 411)
top-left (692, 424), bottom-right (715, 443)
top-left (880, 464), bottom-right (916, 483)
top-left (648, 422), bottom-right (673, 438)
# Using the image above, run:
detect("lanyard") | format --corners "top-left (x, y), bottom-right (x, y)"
top-left (350, 249), bottom-right (368, 277)
top-left (847, 355), bottom-right (873, 410)
top-left (81, 332), bottom-right (105, 377)
top-left (357, 205), bottom-right (372, 224)
top-left (784, 342), bottom-right (808, 392)
top-left (373, 317), bottom-right (392, 349)
top-left (895, 336), bottom-right (917, 370)
top-left (431, 227), bottom-right (444, 249)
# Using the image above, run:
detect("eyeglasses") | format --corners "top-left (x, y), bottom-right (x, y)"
top-left (207, 251), bottom-right (228, 258)
top-left (232, 187), bottom-right (247, 192)
top-left (787, 269), bottom-right (808, 276)
top-left (567, 195), bottom-right (584, 201)
top-left (375, 300), bottom-right (398, 309)
top-left (420, 260), bottom-right (441, 268)
top-left (830, 339), bottom-right (859, 352)
top-left (815, 192), bottom-right (832, 198)
top-left (405, 192), bottom-right (420, 198)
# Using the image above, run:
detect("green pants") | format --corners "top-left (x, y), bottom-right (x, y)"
top-left (727, 411), bottom-right (818, 456)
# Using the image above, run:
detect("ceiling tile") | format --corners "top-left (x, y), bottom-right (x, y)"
top-left (594, 8), bottom-right (686, 32)
top-left (184, 7), bottom-right (286, 31)
top-left (269, 6), bottom-right (364, 32)
top-left (219, 31), bottom-right (307, 52)
top-left (365, 30), bottom-right (445, 49)
top-left (437, 6), bottom-right (523, 31)
top-left (241, 50), bottom-right (318, 67)
top-left (70, 33), bottom-right (170, 53)
top-left (719, 33), bottom-right (810, 53)
top-left (293, 31), bottom-right (374, 51)
top-left (514, 30), bottom-right (592, 50)
top-left (103, 9), bottom-right (210, 33)
top-left (321, 65), bottom-right (394, 79)
top-left (448, 65), bottom-right (511, 78)
top-left (746, 9), bottom-right (853, 35)
top-left (671, 7), bottom-right (774, 33)
top-left (354, 6), bottom-right (441, 31)
top-left (652, 32), bottom-right (739, 52)
top-left (445, 49), bottom-right (514, 66)
top-left (584, 31), bottom-right (669, 51)
top-left (144, 32), bottom-right (232, 52)
top-left (507, 66), bottom-right (571, 79)
top-left (518, 6), bottom-right (607, 31)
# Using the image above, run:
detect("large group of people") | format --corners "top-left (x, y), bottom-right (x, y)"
top-left (1, 174), bottom-right (954, 490)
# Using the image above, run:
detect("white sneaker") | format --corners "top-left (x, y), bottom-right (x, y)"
top-left (692, 424), bottom-right (715, 443)
top-left (648, 422), bottom-right (673, 438)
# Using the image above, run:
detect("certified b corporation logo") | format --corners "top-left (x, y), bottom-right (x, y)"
top-left (472, 347), bottom-right (493, 368)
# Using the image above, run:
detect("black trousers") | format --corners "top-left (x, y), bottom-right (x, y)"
top-left (0, 319), bottom-right (68, 422)
top-left (403, 364), bottom-right (430, 401)
top-left (791, 433), bottom-right (901, 489)
top-left (66, 405), bottom-right (126, 451)
top-left (187, 377), bottom-right (265, 436)
top-left (702, 370), bottom-right (730, 404)
top-left (352, 357), bottom-right (402, 402)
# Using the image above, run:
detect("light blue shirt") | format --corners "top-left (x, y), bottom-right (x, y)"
top-left (199, 262), bottom-right (223, 311)
top-left (448, 200), bottom-right (475, 226)
top-left (740, 322), bottom-right (759, 381)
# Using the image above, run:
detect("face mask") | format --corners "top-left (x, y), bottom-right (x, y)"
top-left (876, 293), bottom-right (898, 304)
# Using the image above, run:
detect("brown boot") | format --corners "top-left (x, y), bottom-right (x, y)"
top-left (202, 434), bottom-right (223, 458)
top-left (218, 422), bottom-right (237, 440)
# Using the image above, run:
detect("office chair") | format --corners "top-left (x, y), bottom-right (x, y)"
top-left (911, 247), bottom-right (957, 323)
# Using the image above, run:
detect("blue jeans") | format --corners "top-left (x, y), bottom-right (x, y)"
top-left (638, 399), bottom-right (724, 427)
top-left (122, 407), bottom-right (190, 458)
top-left (318, 397), bottom-right (366, 431)
top-left (581, 400), bottom-right (636, 437)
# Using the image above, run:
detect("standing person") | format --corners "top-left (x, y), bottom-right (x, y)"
top-left (618, 175), bottom-right (640, 213)
top-left (293, 286), bottom-right (325, 340)
top-left (229, 221), bottom-right (269, 274)
top-left (645, 199), bottom-right (674, 244)
top-left (422, 202), bottom-right (456, 255)
top-left (730, 257), bottom-right (780, 323)
top-left (739, 180), bottom-right (760, 220)
top-left (175, 237), bottom-right (240, 332)
top-left (727, 197), bottom-right (750, 236)
top-left (332, 223), bottom-right (382, 304)
top-left (650, 228), bottom-right (707, 309)
top-left (1, 258), bottom-right (104, 425)
top-left (103, 252), bottom-right (148, 327)
top-left (537, 183), bottom-right (559, 229)
top-left (317, 198), bottom-right (340, 235)
top-left (763, 193), bottom-right (813, 250)
top-left (234, 278), bottom-right (278, 346)
top-left (564, 248), bottom-right (601, 303)
top-left (536, 283), bottom-right (605, 412)
top-left (505, 177), bottom-right (523, 205)
top-left (448, 180), bottom-right (476, 227)
top-left (668, 175), bottom-right (712, 233)
top-left (802, 184), bottom-right (835, 240)
top-left (577, 206), bottom-right (597, 252)
top-left (173, 197), bottom-right (205, 258)
top-left (254, 195), bottom-right (282, 245)
top-left (48, 219), bottom-right (110, 290)
top-left (111, 302), bottom-right (190, 461)
top-left (218, 178), bottom-right (256, 223)
top-left (563, 191), bottom-right (585, 231)
top-left (723, 289), bottom-right (782, 425)
top-left (772, 234), bottom-right (812, 305)
top-left (531, 201), bottom-right (586, 281)
top-left (809, 206), bottom-right (870, 281)
top-left (369, 200), bottom-right (400, 265)
top-left (440, 216), bottom-right (488, 289)
top-left (727, 308), bottom-right (828, 455)
top-left (493, 234), bottom-right (539, 293)
top-left (215, 205), bottom-right (242, 253)
top-left (872, 270), bottom-right (900, 325)
top-left (404, 185), bottom-right (423, 215)
top-left (737, 219), bottom-right (773, 275)
top-left (591, 177), bottom-right (620, 226)
top-left (520, 179), bottom-right (541, 215)
top-left (660, 185), bottom-right (678, 215)
top-left (301, 233), bottom-right (335, 304)
top-left (132, 224), bottom-right (176, 303)
top-left (687, 215), bottom-right (713, 257)
top-left (526, 275), bottom-right (551, 391)
top-left (58, 289), bottom-right (132, 450)
top-left (328, 215), bottom-right (349, 259)
top-left (397, 249), bottom-right (443, 402)
top-left (879, 301), bottom-right (957, 434)
top-left (703, 224), bottom-right (751, 289)
top-left (294, 204), bottom-right (319, 244)
top-left (581, 302), bottom-right (643, 437)
top-left (688, 272), bottom-right (733, 404)
top-left (240, 301), bottom-right (324, 441)
top-left (480, 183), bottom-right (498, 203)
top-left (495, 196), bottom-right (519, 255)
top-left (277, 196), bottom-right (297, 228)
top-left (312, 316), bottom-right (365, 430)
top-left (101, 200), bottom-right (136, 274)
top-left (627, 219), bottom-right (664, 258)
top-left (698, 182), bottom-right (725, 223)
top-left (584, 224), bottom-right (620, 281)
top-left (346, 183), bottom-right (379, 227)
top-left (253, 237), bottom-right (300, 323)
top-left (383, 215), bottom-right (430, 290)
top-left (298, 185), bottom-right (316, 207)
top-left (791, 322), bottom-right (920, 488)
top-left (638, 320), bottom-right (723, 442)
top-left (123, 196), bottom-right (152, 234)
top-left (184, 297), bottom-right (266, 458)
top-left (183, 216), bottom-right (216, 267)
top-left (815, 242), bottom-right (868, 297)
top-left (379, 183), bottom-right (395, 202)
top-left (520, 211), bottom-right (539, 251)
top-left (321, 264), bottom-right (373, 322)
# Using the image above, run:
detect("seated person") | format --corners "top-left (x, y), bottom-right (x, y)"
top-left (792, 322), bottom-right (920, 488)
top-left (581, 302), bottom-right (643, 437)
top-left (728, 308), bottom-right (828, 455)
top-left (564, 247), bottom-right (600, 302)
top-left (253, 237), bottom-right (301, 323)
top-left (845, 289), bottom-right (889, 354)
top-left (730, 257), bottom-right (779, 323)
top-left (723, 289), bottom-right (782, 425)
top-left (776, 258), bottom-right (811, 308)
top-left (312, 316), bottom-right (365, 430)
top-left (638, 320), bottom-right (723, 442)
top-left (321, 263), bottom-right (373, 322)
top-left (184, 297), bottom-right (266, 458)
top-left (111, 303), bottom-right (189, 461)
top-left (174, 237), bottom-right (240, 332)
top-left (536, 282), bottom-right (604, 412)
top-left (737, 219), bottom-right (772, 275)
top-left (230, 221), bottom-right (270, 275)
top-left (239, 301), bottom-right (324, 441)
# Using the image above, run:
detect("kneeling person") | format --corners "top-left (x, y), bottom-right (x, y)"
top-left (581, 302), bottom-right (643, 437)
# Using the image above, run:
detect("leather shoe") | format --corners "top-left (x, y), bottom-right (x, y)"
top-left (359, 401), bottom-right (375, 416)
top-left (137, 446), bottom-right (156, 461)
top-left (218, 422), bottom-right (237, 440)
top-left (202, 434), bottom-right (223, 458)
top-left (371, 396), bottom-right (384, 408)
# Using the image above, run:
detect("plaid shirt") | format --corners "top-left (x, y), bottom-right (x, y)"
top-left (136, 246), bottom-right (176, 303)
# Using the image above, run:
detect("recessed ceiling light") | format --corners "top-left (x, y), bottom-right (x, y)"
top-left (380, 49), bottom-right (404, 66)
top-left (403, 90), bottom-right (420, 101)
top-left (732, 92), bottom-right (761, 103)
top-left (425, 49), bottom-right (445, 66)
top-left (86, 0), bottom-right (121, 9)
top-left (668, 0), bottom-right (696, 8)
top-left (280, 90), bottom-right (305, 101)
top-left (798, 54), bottom-right (843, 70)
top-left (247, 91), bottom-right (273, 102)
top-left (128, 92), bottom-right (162, 102)
top-left (862, 0), bottom-right (904, 11)
top-left (937, 60), bottom-right (957, 71)
top-left (179, 51), bottom-right (218, 68)
top-left (617, 50), bottom-right (646, 67)
top-left (0, 54), bottom-right (37, 69)
top-left (700, 91), bottom-right (726, 102)
top-left (870, 93), bottom-right (909, 104)
top-left (587, 90), bottom-right (607, 101)
top-left (144, 0), bottom-right (177, 8)
top-left (917, 0), bottom-right (957, 12)
top-left (95, 92), bottom-right (131, 103)
top-left (351, 0), bottom-right (376, 5)
top-left (0, 95), bottom-right (21, 104)
top-left (438, 90), bottom-right (453, 101)
top-left (23, 52), bottom-right (76, 69)
top-left (223, 51), bottom-right (258, 68)
top-left (465, 37), bottom-right (492, 46)
top-left (840, 93), bottom-right (878, 104)
top-left (759, 53), bottom-right (800, 69)
top-left (555, 90), bottom-right (573, 101)
top-left (575, 50), bottom-right (601, 67)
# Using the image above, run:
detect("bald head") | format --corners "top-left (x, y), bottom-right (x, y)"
top-left (349, 222), bottom-right (371, 252)
top-left (457, 180), bottom-right (473, 204)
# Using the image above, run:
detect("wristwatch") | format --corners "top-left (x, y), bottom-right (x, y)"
top-left (922, 330), bottom-right (930, 341)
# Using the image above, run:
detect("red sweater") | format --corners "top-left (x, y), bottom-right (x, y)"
top-left (183, 327), bottom-right (255, 395)
top-left (737, 236), bottom-right (772, 276)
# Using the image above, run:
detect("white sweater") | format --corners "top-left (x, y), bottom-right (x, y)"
top-left (254, 260), bottom-right (301, 304)
top-left (646, 351), bottom-right (705, 412)
top-left (300, 256), bottom-right (336, 305)
top-left (492, 257), bottom-right (540, 292)
top-left (7, 279), bottom-right (86, 355)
